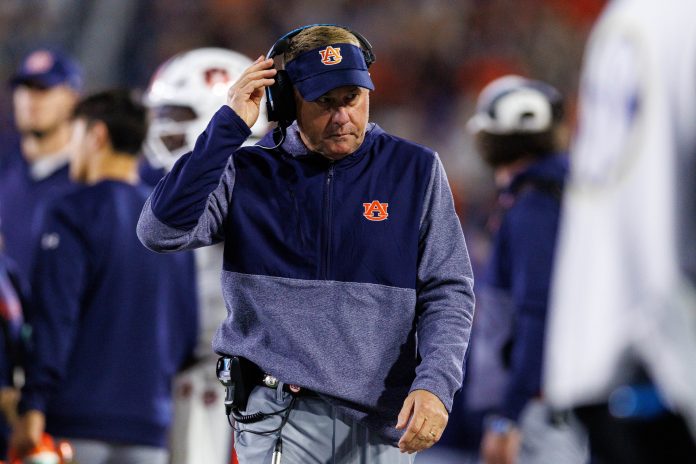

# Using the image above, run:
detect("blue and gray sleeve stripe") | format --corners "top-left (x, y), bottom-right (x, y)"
top-left (137, 106), bottom-right (249, 252)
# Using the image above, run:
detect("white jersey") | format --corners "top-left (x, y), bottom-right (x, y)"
top-left (544, 0), bottom-right (696, 437)
top-left (194, 243), bottom-right (228, 358)
top-left (169, 243), bottom-right (232, 464)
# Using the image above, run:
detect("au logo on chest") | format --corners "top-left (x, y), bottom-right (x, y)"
top-left (363, 200), bottom-right (389, 221)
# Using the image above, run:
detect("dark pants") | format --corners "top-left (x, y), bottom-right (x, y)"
top-left (575, 404), bottom-right (696, 464)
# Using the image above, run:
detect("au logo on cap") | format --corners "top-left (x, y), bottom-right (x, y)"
top-left (319, 46), bottom-right (342, 65)
top-left (25, 50), bottom-right (55, 73)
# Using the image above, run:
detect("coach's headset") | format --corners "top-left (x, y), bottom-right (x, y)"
top-left (264, 24), bottom-right (376, 129)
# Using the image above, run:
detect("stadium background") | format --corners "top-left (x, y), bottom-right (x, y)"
top-left (0, 0), bottom-right (605, 461)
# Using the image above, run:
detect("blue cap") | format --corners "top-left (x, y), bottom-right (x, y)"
top-left (10, 48), bottom-right (83, 91)
top-left (286, 43), bottom-right (374, 101)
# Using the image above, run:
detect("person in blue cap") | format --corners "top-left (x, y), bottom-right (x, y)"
top-left (137, 24), bottom-right (475, 463)
top-left (0, 48), bottom-right (83, 285)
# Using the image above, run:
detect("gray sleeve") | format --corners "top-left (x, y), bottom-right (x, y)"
top-left (137, 156), bottom-right (235, 252)
top-left (411, 152), bottom-right (476, 412)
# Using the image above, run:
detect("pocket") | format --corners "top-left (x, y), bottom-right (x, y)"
top-left (237, 386), bottom-right (292, 428)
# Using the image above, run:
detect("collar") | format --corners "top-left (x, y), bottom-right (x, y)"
top-left (29, 151), bottom-right (71, 181)
top-left (507, 153), bottom-right (568, 194)
top-left (276, 122), bottom-right (380, 164)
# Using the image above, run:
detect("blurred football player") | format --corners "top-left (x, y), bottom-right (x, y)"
top-left (467, 75), bottom-right (588, 464)
top-left (144, 47), bottom-right (268, 172)
top-left (142, 47), bottom-right (268, 464)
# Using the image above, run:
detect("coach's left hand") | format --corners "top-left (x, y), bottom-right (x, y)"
top-left (396, 389), bottom-right (448, 453)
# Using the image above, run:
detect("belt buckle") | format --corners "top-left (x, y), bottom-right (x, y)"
top-left (264, 374), bottom-right (305, 395)
top-left (262, 374), bottom-right (279, 388)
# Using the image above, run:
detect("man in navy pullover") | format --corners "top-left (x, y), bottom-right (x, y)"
top-left (12, 90), bottom-right (198, 464)
top-left (0, 49), bottom-right (82, 284)
top-left (138, 25), bottom-right (475, 462)
top-left (467, 76), bottom-right (588, 464)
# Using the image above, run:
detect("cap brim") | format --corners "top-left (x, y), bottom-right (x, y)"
top-left (295, 69), bottom-right (374, 102)
top-left (10, 72), bottom-right (67, 89)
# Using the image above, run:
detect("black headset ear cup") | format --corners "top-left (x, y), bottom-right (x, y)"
top-left (266, 69), bottom-right (297, 127)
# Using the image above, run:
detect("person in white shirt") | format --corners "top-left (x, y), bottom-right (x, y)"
top-left (545, 1), bottom-right (696, 462)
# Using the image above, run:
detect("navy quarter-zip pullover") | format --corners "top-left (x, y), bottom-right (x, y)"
top-left (138, 106), bottom-right (475, 444)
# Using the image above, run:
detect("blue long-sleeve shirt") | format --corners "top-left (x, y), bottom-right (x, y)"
top-left (20, 180), bottom-right (198, 448)
top-left (0, 138), bottom-right (78, 285)
top-left (137, 106), bottom-right (475, 445)
top-left (485, 155), bottom-right (567, 421)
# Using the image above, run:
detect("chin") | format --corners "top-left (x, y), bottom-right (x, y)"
top-left (325, 142), bottom-right (357, 157)
top-left (325, 149), bottom-right (352, 160)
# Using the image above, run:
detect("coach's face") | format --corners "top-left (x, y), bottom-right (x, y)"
top-left (295, 85), bottom-right (369, 160)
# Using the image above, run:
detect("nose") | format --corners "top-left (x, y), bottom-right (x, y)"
top-left (330, 106), bottom-right (350, 125)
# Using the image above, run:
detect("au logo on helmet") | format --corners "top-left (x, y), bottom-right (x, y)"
top-left (319, 46), bottom-right (342, 65)
top-left (204, 68), bottom-right (231, 87)
top-left (363, 200), bottom-right (389, 221)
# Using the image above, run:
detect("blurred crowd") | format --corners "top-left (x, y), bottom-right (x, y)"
top-left (8, 1), bottom-right (696, 464)
top-left (0, 0), bottom-right (603, 250)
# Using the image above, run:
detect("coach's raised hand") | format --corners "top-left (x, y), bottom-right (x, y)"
top-left (227, 56), bottom-right (276, 129)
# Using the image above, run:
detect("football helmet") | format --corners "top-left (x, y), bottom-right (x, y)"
top-left (8, 433), bottom-right (74, 464)
top-left (467, 75), bottom-right (563, 135)
top-left (143, 47), bottom-right (269, 171)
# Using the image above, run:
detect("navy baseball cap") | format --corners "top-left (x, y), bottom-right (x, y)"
top-left (10, 48), bottom-right (83, 91)
top-left (286, 43), bottom-right (374, 101)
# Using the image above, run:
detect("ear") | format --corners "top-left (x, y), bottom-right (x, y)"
top-left (88, 121), bottom-right (111, 150)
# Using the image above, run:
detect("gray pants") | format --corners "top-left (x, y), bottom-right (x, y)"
top-left (517, 400), bottom-right (589, 464)
top-left (64, 438), bottom-right (168, 464)
top-left (234, 385), bottom-right (415, 464)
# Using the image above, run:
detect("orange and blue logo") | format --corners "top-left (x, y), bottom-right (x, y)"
top-left (363, 200), bottom-right (389, 221)
top-left (319, 46), bottom-right (342, 65)
top-left (204, 68), bottom-right (231, 88)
